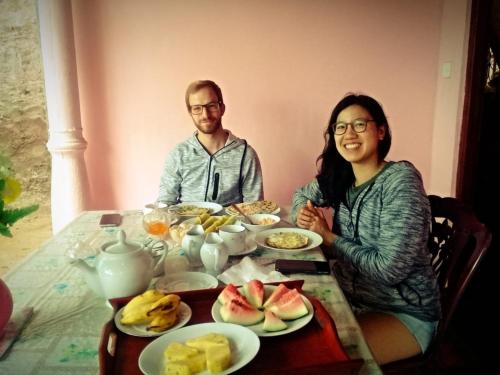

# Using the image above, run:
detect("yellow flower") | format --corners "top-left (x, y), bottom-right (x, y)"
top-left (1, 177), bottom-right (21, 204)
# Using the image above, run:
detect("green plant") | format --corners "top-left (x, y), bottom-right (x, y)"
top-left (0, 154), bottom-right (39, 237)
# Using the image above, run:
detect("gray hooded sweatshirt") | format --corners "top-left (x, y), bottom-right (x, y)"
top-left (291, 161), bottom-right (441, 322)
top-left (158, 131), bottom-right (263, 206)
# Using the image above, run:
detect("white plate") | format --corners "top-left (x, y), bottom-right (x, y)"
top-left (228, 239), bottom-right (258, 257)
top-left (255, 228), bottom-right (323, 253)
top-left (211, 285), bottom-right (314, 337)
top-left (226, 206), bottom-right (280, 216)
top-left (155, 272), bottom-right (219, 293)
top-left (139, 322), bottom-right (260, 375)
top-left (171, 202), bottom-right (223, 217)
top-left (114, 302), bottom-right (192, 337)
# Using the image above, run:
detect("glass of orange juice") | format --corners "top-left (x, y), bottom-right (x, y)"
top-left (143, 203), bottom-right (174, 239)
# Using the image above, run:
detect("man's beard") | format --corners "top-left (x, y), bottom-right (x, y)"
top-left (195, 120), bottom-right (222, 135)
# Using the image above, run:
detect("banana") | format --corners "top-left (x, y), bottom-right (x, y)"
top-left (122, 289), bottom-right (165, 316)
top-left (224, 216), bottom-right (236, 226)
top-left (121, 293), bottom-right (180, 326)
top-left (198, 213), bottom-right (210, 224)
top-left (198, 215), bottom-right (239, 233)
top-left (147, 309), bottom-right (178, 332)
top-left (147, 294), bottom-right (181, 316)
top-left (120, 303), bottom-right (155, 325)
top-left (202, 216), bottom-right (218, 229)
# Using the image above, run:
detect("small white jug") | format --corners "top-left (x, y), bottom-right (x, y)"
top-left (200, 232), bottom-right (228, 275)
top-left (181, 224), bottom-right (205, 266)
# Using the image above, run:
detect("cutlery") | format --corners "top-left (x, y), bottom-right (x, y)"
top-left (230, 204), bottom-right (255, 224)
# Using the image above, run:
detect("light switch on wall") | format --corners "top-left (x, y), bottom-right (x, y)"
top-left (442, 62), bottom-right (452, 78)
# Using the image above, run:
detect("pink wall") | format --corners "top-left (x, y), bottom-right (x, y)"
top-left (72, 0), bottom-right (443, 210)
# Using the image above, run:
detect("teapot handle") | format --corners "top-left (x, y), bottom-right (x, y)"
top-left (148, 239), bottom-right (168, 276)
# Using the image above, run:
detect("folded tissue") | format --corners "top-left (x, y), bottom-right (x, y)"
top-left (217, 256), bottom-right (290, 285)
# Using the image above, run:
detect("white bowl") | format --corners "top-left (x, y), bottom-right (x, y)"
top-left (241, 214), bottom-right (280, 232)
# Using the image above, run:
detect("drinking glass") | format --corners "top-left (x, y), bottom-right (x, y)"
top-left (143, 203), bottom-right (175, 239)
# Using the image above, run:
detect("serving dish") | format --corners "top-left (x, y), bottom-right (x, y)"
top-left (139, 322), bottom-right (259, 375)
top-left (211, 285), bottom-right (314, 337)
top-left (255, 228), bottom-right (323, 253)
top-left (99, 280), bottom-right (362, 374)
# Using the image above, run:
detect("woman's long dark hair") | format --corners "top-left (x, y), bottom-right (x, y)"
top-left (316, 94), bottom-right (392, 209)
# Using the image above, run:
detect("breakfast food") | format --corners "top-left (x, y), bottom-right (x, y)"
top-left (262, 310), bottom-right (287, 332)
top-left (226, 200), bottom-right (278, 215)
top-left (265, 289), bottom-right (309, 320)
top-left (256, 217), bottom-right (276, 225)
top-left (265, 232), bottom-right (309, 249)
top-left (173, 205), bottom-right (211, 216)
top-left (170, 215), bottom-right (237, 244)
top-left (262, 283), bottom-right (290, 308)
top-left (120, 291), bottom-right (181, 332)
top-left (217, 281), bottom-right (309, 332)
top-left (220, 299), bottom-right (265, 326)
top-left (242, 279), bottom-right (265, 308)
top-left (164, 333), bottom-right (232, 374)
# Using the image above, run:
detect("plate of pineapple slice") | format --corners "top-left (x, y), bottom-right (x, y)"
top-left (139, 322), bottom-right (259, 375)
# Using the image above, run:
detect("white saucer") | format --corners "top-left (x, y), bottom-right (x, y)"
top-left (155, 271), bottom-right (219, 293)
top-left (229, 240), bottom-right (258, 256)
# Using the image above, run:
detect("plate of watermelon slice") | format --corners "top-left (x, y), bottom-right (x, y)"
top-left (211, 281), bottom-right (314, 337)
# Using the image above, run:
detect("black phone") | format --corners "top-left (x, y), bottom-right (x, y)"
top-left (99, 213), bottom-right (122, 227)
top-left (275, 259), bottom-right (331, 275)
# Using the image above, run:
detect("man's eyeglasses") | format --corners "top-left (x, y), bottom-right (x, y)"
top-left (332, 118), bottom-right (375, 135)
top-left (190, 102), bottom-right (221, 115)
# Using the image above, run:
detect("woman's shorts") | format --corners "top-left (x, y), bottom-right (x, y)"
top-left (352, 305), bottom-right (438, 353)
top-left (383, 311), bottom-right (438, 353)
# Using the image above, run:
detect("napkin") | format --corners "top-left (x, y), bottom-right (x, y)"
top-left (217, 256), bottom-right (290, 285)
top-left (0, 307), bottom-right (34, 358)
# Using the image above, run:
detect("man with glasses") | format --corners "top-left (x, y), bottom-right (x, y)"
top-left (158, 80), bottom-right (264, 206)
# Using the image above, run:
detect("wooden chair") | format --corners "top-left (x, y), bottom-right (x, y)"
top-left (382, 195), bottom-right (492, 374)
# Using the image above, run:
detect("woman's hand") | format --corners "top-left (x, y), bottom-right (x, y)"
top-left (296, 200), bottom-right (321, 228)
top-left (309, 214), bottom-right (336, 247)
top-left (300, 201), bottom-right (336, 247)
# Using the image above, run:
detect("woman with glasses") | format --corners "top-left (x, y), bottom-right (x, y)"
top-left (291, 94), bottom-right (440, 365)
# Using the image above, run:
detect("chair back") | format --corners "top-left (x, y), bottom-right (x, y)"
top-left (427, 195), bottom-right (492, 341)
top-left (383, 195), bottom-right (492, 373)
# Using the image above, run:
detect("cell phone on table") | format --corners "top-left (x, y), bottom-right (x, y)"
top-left (275, 259), bottom-right (331, 275)
top-left (99, 213), bottom-right (122, 227)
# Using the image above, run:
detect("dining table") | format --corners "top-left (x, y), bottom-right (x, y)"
top-left (0, 208), bottom-right (382, 374)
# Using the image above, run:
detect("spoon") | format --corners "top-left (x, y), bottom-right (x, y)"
top-left (230, 204), bottom-right (255, 224)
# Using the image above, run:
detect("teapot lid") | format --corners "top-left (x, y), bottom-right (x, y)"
top-left (104, 230), bottom-right (142, 254)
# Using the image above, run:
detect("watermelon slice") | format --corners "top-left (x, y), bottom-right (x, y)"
top-left (243, 279), bottom-right (265, 308)
top-left (217, 284), bottom-right (252, 308)
top-left (263, 310), bottom-right (287, 332)
top-left (267, 289), bottom-right (309, 320)
top-left (262, 283), bottom-right (291, 308)
top-left (220, 299), bottom-right (264, 325)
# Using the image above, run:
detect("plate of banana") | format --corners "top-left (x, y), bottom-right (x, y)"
top-left (114, 290), bottom-right (192, 337)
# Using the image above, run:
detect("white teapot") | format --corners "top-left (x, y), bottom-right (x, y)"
top-left (71, 230), bottom-right (167, 299)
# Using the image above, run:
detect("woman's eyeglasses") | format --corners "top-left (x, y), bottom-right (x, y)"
top-left (332, 118), bottom-right (375, 135)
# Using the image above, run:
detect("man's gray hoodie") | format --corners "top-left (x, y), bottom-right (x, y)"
top-left (158, 131), bottom-right (263, 206)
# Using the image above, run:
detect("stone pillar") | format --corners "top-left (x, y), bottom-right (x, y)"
top-left (38, 0), bottom-right (91, 233)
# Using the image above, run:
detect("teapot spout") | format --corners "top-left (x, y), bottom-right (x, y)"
top-left (70, 258), bottom-right (104, 297)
